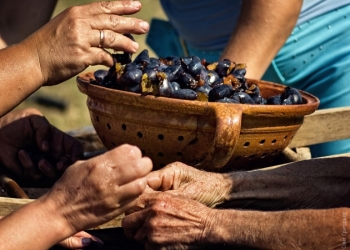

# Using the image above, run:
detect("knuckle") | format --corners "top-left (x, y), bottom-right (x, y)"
top-left (99, 1), bottom-right (113, 13)
top-left (148, 218), bottom-right (159, 228)
top-left (65, 6), bottom-right (81, 17)
top-left (106, 30), bottom-right (117, 44)
top-left (109, 15), bottom-right (121, 27)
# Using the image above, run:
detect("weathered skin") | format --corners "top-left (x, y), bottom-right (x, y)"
top-left (123, 158), bottom-right (350, 249)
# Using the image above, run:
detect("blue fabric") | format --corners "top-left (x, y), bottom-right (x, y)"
top-left (159, 0), bottom-right (242, 50)
top-left (298, 0), bottom-right (350, 25)
top-left (263, 5), bottom-right (350, 157)
top-left (159, 0), bottom-right (350, 50)
top-left (146, 18), bottom-right (184, 58)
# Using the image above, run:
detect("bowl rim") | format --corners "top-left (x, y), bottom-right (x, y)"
top-left (76, 71), bottom-right (320, 116)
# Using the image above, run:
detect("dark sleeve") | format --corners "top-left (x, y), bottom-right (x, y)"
top-left (217, 157), bottom-right (350, 211)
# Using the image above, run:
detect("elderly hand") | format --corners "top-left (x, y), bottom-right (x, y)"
top-left (145, 162), bottom-right (230, 207)
top-left (122, 192), bottom-right (216, 250)
top-left (42, 144), bottom-right (152, 235)
top-left (26, 0), bottom-right (150, 86)
top-left (0, 108), bottom-right (83, 180)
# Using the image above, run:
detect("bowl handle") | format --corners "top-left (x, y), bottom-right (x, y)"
top-left (196, 105), bottom-right (242, 171)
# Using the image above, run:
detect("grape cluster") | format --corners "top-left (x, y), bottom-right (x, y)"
top-left (92, 49), bottom-right (302, 105)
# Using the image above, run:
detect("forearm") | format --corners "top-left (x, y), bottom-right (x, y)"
top-left (207, 207), bottom-right (350, 249)
top-left (219, 157), bottom-right (350, 210)
top-left (220, 0), bottom-right (302, 79)
top-left (0, 40), bottom-right (43, 116)
top-left (0, 198), bottom-right (71, 250)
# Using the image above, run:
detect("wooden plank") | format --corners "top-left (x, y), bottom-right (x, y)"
top-left (289, 107), bottom-right (350, 148)
top-left (0, 197), bottom-right (123, 229)
top-left (0, 197), bottom-right (34, 216)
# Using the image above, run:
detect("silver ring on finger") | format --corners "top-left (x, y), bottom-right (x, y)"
top-left (98, 30), bottom-right (105, 48)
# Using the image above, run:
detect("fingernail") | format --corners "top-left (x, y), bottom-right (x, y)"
top-left (132, 41), bottom-right (139, 52)
top-left (18, 150), bottom-right (31, 162)
top-left (82, 237), bottom-right (92, 245)
top-left (140, 21), bottom-right (149, 32)
top-left (131, 1), bottom-right (141, 8)
top-left (38, 160), bottom-right (51, 172)
top-left (42, 141), bottom-right (49, 151)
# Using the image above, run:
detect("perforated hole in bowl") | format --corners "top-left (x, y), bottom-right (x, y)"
top-left (243, 142), bottom-right (250, 148)
top-left (121, 124), bottom-right (127, 131)
top-left (141, 149), bottom-right (146, 155)
top-left (137, 132), bottom-right (143, 138)
top-left (271, 139), bottom-right (277, 145)
top-left (158, 134), bottom-right (164, 140)
top-left (249, 154), bottom-right (256, 160)
top-left (178, 136), bottom-right (184, 141)
top-left (189, 138), bottom-right (198, 145)
top-left (271, 150), bottom-right (278, 155)
top-left (260, 139), bottom-right (265, 145)
top-left (283, 135), bottom-right (288, 141)
top-left (107, 123), bottom-right (111, 130)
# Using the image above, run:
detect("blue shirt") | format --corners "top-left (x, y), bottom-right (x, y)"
top-left (160, 0), bottom-right (350, 50)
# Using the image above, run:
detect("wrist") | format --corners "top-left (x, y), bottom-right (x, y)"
top-left (200, 209), bottom-right (236, 246)
top-left (220, 172), bottom-right (243, 204)
top-left (212, 172), bottom-right (234, 206)
top-left (36, 192), bottom-right (75, 239)
top-left (20, 35), bottom-right (46, 88)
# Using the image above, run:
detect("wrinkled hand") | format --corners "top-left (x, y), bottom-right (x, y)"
top-left (25, 0), bottom-right (150, 86)
top-left (123, 192), bottom-right (215, 250)
top-left (41, 144), bottom-right (152, 234)
top-left (0, 108), bottom-right (83, 180)
top-left (146, 162), bottom-right (229, 207)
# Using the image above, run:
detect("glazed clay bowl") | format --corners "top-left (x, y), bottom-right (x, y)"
top-left (77, 72), bottom-right (319, 172)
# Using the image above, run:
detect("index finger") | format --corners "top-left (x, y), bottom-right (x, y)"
top-left (81, 1), bottom-right (142, 16)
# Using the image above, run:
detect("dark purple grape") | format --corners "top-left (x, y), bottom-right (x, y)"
top-left (234, 92), bottom-right (255, 104)
top-left (133, 49), bottom-right (150, 68)
top-left (162, 64), bottom-right (184, 82)
top-left (194, 85), bottom-right (212, 95)
top-left (171, 89), bottom-right (198, 100)
top-left (93, 69), bottom-right (108, 85)
top-left (159, 78), bottom-right (173, 97)
top-left (282, 87), bottom-right (302, 104)
top-left (119, 68), bottom-right (143, 87)
top-left (217, 97), bottom-right (240, 103)
top-left (267, 95), bottom-right (282, 105)
top-left (208, 84), bottom-right (234, 102)
top-left (170, 82), bottom-right (181, 91)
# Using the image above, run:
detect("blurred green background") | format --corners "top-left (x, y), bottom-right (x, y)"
top-left (16, 0), bottom-right (166, 132)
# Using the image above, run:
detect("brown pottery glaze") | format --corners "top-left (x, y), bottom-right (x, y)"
top-left (77, 72), bottom-right (319, 172)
